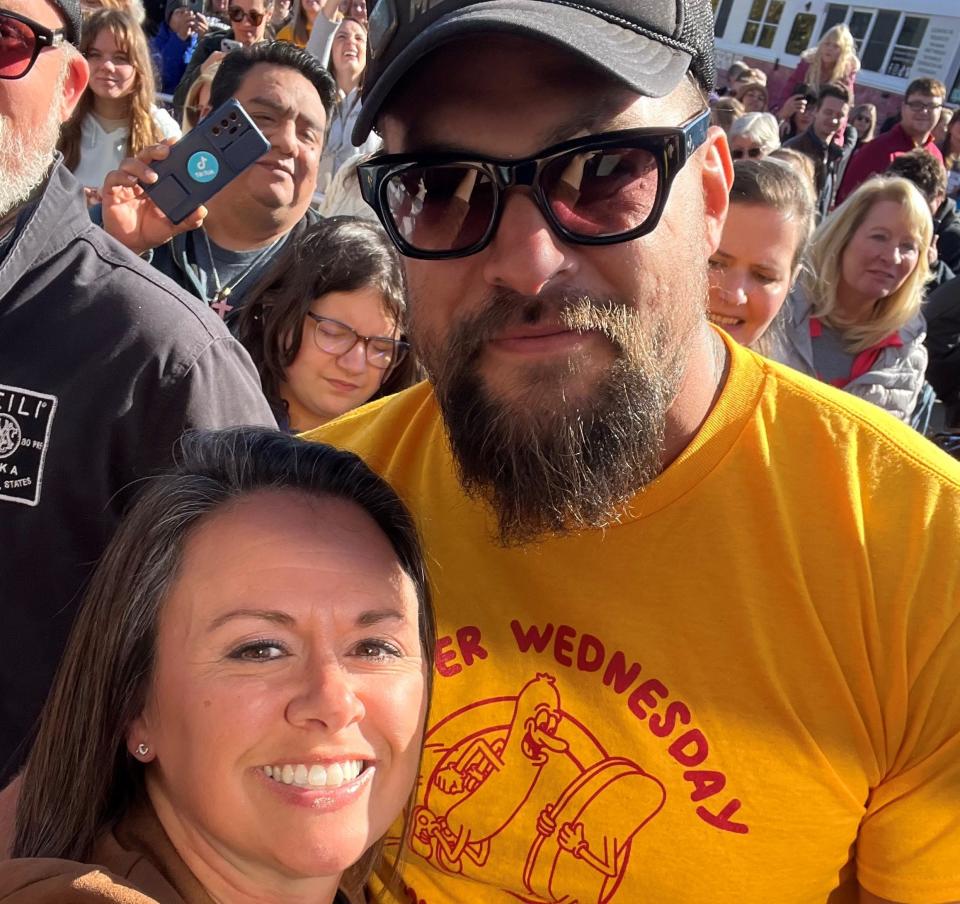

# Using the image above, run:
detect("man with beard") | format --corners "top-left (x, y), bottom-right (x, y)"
top-left (0, 0), bottom-right (273, 792)
top-left (308, 0), bottom-right (960, 901)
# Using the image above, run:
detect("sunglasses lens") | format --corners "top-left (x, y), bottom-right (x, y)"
top-left (541, 145), bottom-right (659, 238)
top-left (249, 9), bottom-right (263, 24)
top-left (383, 164), bottom-right (495, 253)
top-left (0, 13), bottom-right (37, 78)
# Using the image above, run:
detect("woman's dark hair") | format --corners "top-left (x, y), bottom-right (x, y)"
top-left (237, 216), bottom-right (419, 424)
top-left (13, 427), bottom-right (436, 896)
top-left (210, 39), bottom-right (336, 113)
top-left (327, 16), bottom-right (367, 91)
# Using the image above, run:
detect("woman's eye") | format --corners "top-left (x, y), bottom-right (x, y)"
top-left (229, 640), bottom-right (288, 661)
top-left (708, 258), bottom-right (724, 270)
top-left (351, 639), bottom-right (402, 660)
top-left (753, 271), bottom-right (778, 285)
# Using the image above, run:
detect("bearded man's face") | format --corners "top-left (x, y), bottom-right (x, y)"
top-left (381, 36), bottom-right (718, 545)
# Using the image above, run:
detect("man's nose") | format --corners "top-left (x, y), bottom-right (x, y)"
top-left (481, 191), bottom-right (576, 296)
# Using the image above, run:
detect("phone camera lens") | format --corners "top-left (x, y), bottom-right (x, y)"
top-left (212, 126), bottom-right (221, 135)
top-left (229, 111), bottom-right (238, 120)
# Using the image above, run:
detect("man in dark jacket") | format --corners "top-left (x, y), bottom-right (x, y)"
top-left (0, 0), bottom-right (275, 783)
top-left (99, 42), bottom-right (334, 324)
top-left (925, 275), bottom-right (960, 425)
top-left (783, 83), bottom-right (851, 219)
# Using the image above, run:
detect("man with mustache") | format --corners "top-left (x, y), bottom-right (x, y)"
top-left (0, 0), bottom-right (273, 795)
top-left (311, 0), bottom-right (960, 900)
top-left (99, 41), bottom-right (334, 323)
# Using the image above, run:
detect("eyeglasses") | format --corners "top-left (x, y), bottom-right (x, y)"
top-left (731, 146), bottom-right (763, 160)
top-left (904, 100), bottom-right (943, 114)
top-left (306, 313), bottom-right (408, 370)
top-left (0, 8), bottom-right (66, 80)
top-left (357, 109), bottom-right (711, 260)
top-left (228, 5), bottom-right (265, 25)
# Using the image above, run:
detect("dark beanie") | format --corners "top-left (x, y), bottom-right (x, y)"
top-left (51, 0), bottom-right (82, 44)
top-left (165, 0), bottom-right (189, 21)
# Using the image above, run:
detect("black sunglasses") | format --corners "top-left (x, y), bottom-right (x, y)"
top-left (357, 109), bottom-right (711, 260)
top-left (731, 146), bottom-right (763, 160)
top-left (0, 8), bottom-right (66, 80)
top-left (228, 5), bottom-right (265, 25)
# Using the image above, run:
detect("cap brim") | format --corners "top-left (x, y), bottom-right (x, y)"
top-left (352, 0), bottom-right (693, 145)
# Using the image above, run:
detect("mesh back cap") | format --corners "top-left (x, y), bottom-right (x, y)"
top-left (353, 0), bottom-right (716, 144)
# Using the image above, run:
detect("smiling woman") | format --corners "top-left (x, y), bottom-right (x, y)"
top-left (0, 428), bottom-right (435, 904)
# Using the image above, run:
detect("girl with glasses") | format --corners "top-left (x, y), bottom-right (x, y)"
top-left (58, 9), bottom-right (180, 204)
top-left (237, 217), bottom-right (420, 432)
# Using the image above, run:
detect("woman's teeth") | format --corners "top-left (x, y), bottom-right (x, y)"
top-left (262, 760), bottom-right (364, 788)
top-left (708, 312), bottom-right (743, 327)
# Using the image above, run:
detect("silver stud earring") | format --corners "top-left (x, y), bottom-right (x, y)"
top-left (136, 743), bottom-right (150, 757)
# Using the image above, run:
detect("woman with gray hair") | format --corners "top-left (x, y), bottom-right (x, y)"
top-left (729, 112), bottom-right (781, 161)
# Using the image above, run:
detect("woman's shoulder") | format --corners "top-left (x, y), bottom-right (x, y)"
top-left (276, 23), bottom-right (294, 41)
top-left (150, 106), bottom-right (183, 141)
top-left (0, 856), bottom-right (162, 903)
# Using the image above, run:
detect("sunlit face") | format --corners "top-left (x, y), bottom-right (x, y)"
top-left (852, 111), bottom-right (873, 137)
top-left (708, 203), bottom-right (799, 345)
top-left (901, 92), bottom-right (943, 142)
top-left (740, 88), bottom-right (766, 113)
top-left (301, 0), bottom-right (321, 20)
top-left (281, 287), bottom-right (398, 431)
top-left (813, 97), bottom-right (848, 141)
top-left (839, 200), bottom-right (921, 307)
top-left (820, 38), bottom-right (841, 66)
top-left (331, 19), bottom-right (366, 87)
top-left (932, 107), bottom-right (952, 146)
top-left (730, 134), bottom-right (764, 161)
top-left (794, 106), bottom-right (815, 133)
top-left (84, 29), bottom-right (137, 101)
top-left (218, 63), bottom-right (324, 214)
top-left (131, 491), bottom-right (427, 891)
top-left (229, 0), bottom-right (271, 44)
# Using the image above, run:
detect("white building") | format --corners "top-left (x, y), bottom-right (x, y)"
top-left (713, 0), bottom-right (960, 116)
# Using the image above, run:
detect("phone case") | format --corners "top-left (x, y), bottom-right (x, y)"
top-left (142, 98), bottom-right (270, 225)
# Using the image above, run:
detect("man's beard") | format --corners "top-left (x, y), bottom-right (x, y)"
top-left (0, 67), bottom-right (65, 220)
top-left (415, 281), bottom-right (704, 546)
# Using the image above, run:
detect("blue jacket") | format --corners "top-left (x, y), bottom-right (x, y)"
top-left (151, 23), bottom-right (198, 95)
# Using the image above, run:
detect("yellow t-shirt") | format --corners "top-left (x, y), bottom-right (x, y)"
top-left (275, 22), bottom-right (309, 47)
top-left (307, 335), bottom-right (960, 904)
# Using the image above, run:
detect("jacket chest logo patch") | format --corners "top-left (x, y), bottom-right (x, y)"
top-left (0, 383), bottom-right (57, 507)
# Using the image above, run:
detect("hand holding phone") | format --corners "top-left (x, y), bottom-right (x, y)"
top-left (220, 37), bottom-right (243, 51)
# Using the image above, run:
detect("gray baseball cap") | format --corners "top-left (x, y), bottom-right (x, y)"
top-left (353, 0), bottom-right (716, 144)
top-left (51, 0), bottom-right (82, 44)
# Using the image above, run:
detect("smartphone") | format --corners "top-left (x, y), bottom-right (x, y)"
top-left (221, 37), bottom-right (243, 51)
top-left (142, 98), bottom-right (270, 225)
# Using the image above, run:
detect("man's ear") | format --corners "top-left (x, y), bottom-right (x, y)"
top-left (60, 50), bottom-right (89, 123)
top-left (701, 125), bottom-right (734, 256)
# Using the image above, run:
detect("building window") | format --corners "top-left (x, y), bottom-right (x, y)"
top-left (785, 12), bottom-right (817, 55)
top-left (847, 9), bottom-right (876, 54)
top-left (885, 16), bottom-right (928, 78)
top-left (820, 4), bottom-right (848, 37)
top-left (740, 0), bottom-right (784, 48)
top-left (715, 0), bottom-right (735, 39)
top-left (860, 10), bottom-right (898, 72)
top-left (951, 68), bottom-right (960, 106)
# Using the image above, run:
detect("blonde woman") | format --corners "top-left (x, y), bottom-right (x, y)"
top-left (180, 64), bottom-right (219, 131)
top-left (777, 177), bottom-right (931, 422)
top-left (777, 24), bottom-right (859, 141)
top-left (851, 102), bottom-right (877, 150)
top-left (59, 9), bottom-right (180, 202)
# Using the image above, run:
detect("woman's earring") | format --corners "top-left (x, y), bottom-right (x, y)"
top-left (135, 742), bottom-right (150, 758)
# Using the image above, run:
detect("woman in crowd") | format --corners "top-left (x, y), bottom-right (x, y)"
top-left (850, 102), bottom-right (877, 150)
top-left (777, 86), bottom-right (816, 141)
top-left (0, 427), bottom-right (435, 904)
top-left (776, 25), bottom-right (859, 118)
top-left (708, 158), bottom-right (815, 353)
top-left (728, 112), bottom-right (781, 161)
top-left (939, 107), bottom-right (960, 199)
top-left (777, 177), bottom-right (931, 422)
top-left (237, 217), bottom-right (419, 432)
top-left (709, 96), bottom-right (743, 135)
top-left (276, 0), bottom-right (322, 47)
top-left (173, 0), bottom-right (274, 116)
top-left (306, 0), bottom-right (380, 199)
top-left (271, 0), bottom-right (292, 28)
top-left (59, 9), bottom-right (180, 202)
top-left (736, 78), bottom-right (768, 114)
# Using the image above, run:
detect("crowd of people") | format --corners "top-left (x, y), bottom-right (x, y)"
top-left (1, 0), bottom-right (960, 900)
